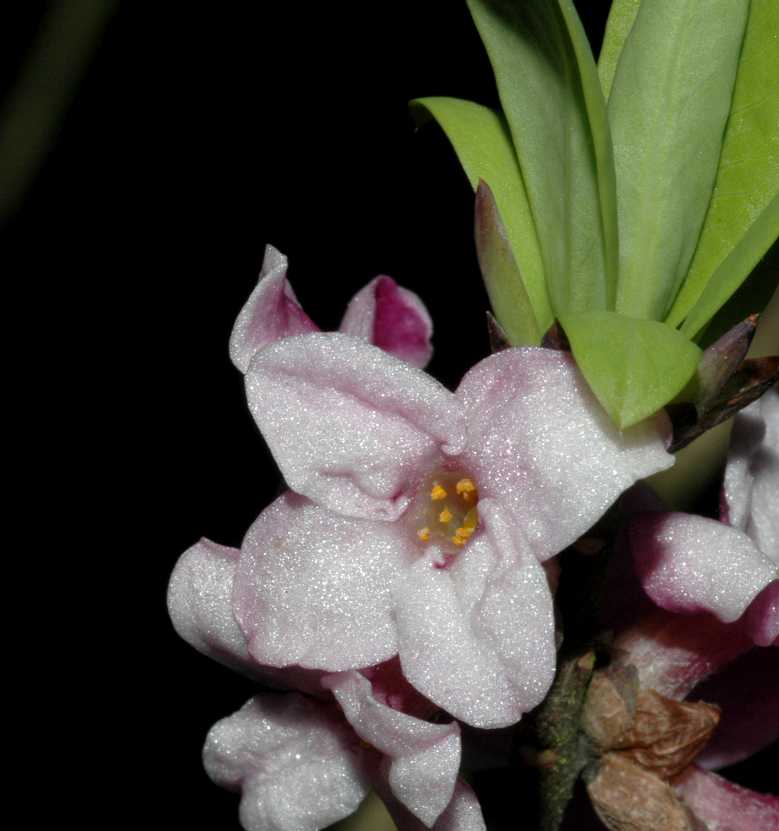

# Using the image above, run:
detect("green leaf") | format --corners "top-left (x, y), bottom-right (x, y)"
top-left (609, 0), bottom-right (750, 321)
top-left (694, 241), bottom-right (779, 348)
top-left (681, 193), bottom-right (779, 338)
top-left (466, 0), bottom-right (618, 315)
top-left (410, 96), bottom-right (552, 332)
top-left (597, 0), bottom-right (641, 100)
top-left (474, 180), bottom-right (541, 346)
top-left (666, 0), bottom-right (779, 330)
top-left (560, 310), bottom-right (702, 428)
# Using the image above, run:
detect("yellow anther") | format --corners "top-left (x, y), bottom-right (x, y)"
top-left (451, 534), bottom-right (467, 546)
top-left (456, 478), bottom-right (476, 500)
top-left (430, 484), bottom-right (448, 501)
top-left (462, 507), bottom-right (478, 531)
top-left (454, 525), bottom-right (474, 540)
top-left (439, 507), bottom-right (453, 524)
top-left (417, 527), bottom-right (430, 542)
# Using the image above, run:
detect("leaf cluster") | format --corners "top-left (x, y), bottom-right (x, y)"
top-left (413, 0), bottom-right (778, 427)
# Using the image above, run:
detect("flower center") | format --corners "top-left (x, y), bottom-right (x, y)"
top-left (410, 470), bottom-right (480, 552)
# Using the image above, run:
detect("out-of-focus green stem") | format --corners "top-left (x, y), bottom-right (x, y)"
top-left (0, 0), bottom-right (116, 224)
top-left (334, 792), bottom-right (396, 831)
top-left (649, 286), bottom-right (779, 508)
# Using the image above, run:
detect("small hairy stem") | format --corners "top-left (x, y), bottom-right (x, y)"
top-left (534, 650), bottom-right (598, 831)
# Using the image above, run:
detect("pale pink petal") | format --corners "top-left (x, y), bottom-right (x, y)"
top-left (376, 776), bottom-right (487, 831)
top-left (233, 492), bottom-right (416, 671)
top-left (167, 538), bottom-right (325, 694)
top-left (432, 781), bottom-right (488, 831)
top-left (393, 500), bottom-right (556, 728)
top-left (743, 580), bottom-right (779, 646)
top-left (203, 694), bottom-right (371, 831)
top-left (630, 513), bottom-right (776, 623)
top-left (339, 276), bottom-right (433, 369)
top-left (722, 388), bottom-right (779, 561)
top-left (614, 608), bottom-right (753, 700)
top-left (168, 539), bottom-right (251, 670)
top-left (455, 348), bottom-right (673, 560)
top-left (674, 766), bottom-right (779, 831)
top-left (229, 245), bottom-right (319, 373)
top-left (693, 648), bottom-right (779, 770)
top-left (324, 670), bottom-right (460, 827)
top-left (245, 332), bottom-right (465, 521)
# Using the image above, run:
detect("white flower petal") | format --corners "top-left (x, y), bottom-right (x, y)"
top-left (204, 695), bottom-right (370, 831)
top-left (394, 500), bottom-right (556, 728)
top-left (723, 388), bottom-right (779, 561)
top-left (245, 332), bottom-right (464, 521)
top-left (234, 492), bottom-right (416, 671)
top-left (324, 670), bottom-right (460, 827)
top-left (456, 348), bottom-right (673, 560)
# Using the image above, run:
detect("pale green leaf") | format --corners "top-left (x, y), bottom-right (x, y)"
top-left (560, 310), bottom-right (701, 428)
top-left (609, 0), bottom-right (750, 321)
top-left (597, 0), bottom-right (641, 100)
top-left (466, 0), bottom-right (618, 314)
top-left (681, 193), bottom-right (779, 339)
top-left (474, 180), bottom-right (541, 346)
top-left (410, 96), bottom-right (552, 331)
top-left (667, 0), bottom-right (779, 330)
top-left (694, 241), bottom-right (778, 348)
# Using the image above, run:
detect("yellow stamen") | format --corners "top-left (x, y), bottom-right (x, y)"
top-left (456, 478), bottom-right (476, 500)
top-left (430, 484), bottom-right (447, 501)
top-left (414, 471), bottom-right (481, 550)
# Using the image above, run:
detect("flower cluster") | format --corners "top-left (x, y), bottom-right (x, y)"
top-left (167, 0), bottom-right (779, 823)
top-left (165, 248), bottom-right (773, 831)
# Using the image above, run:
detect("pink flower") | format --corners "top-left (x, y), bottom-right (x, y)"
top-left (611, 411), bottom-right (779, 830)
top-left (629, 389), bottom-right (779, 645)
top-left (168, 538), bottom-right (484, 830)
top-left (219, 250), bottom-right (673, 728)
top-left (170, 252), bottom-right (477, 829)
top-left (169, 245), bottom-right (674, 825)
top-left (202, 690), bottom-right (486, 831)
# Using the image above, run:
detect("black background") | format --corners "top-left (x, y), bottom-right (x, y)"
top-left (3, 2), bottom-right (773, 828)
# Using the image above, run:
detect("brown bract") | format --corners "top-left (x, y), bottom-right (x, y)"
top-left (582, 668), bottom-right (720, 779)
top-left (586, 754), bottom-right (700, 831)
top-left (612, 690), bottom-right (720, 780)
top-left (581, 665), bottom-right (639, 749)
top-left (581, 666), bottom-right (721, 830)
